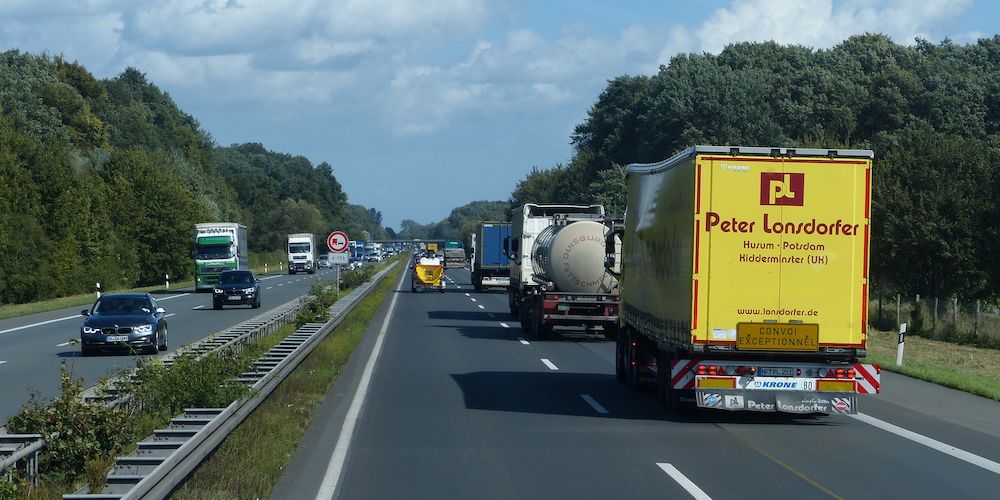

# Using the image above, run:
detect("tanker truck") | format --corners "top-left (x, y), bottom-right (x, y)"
top-left (507, 204), bottom-right (619, 340)
top-left (609, 146), bottom-right (880, 414)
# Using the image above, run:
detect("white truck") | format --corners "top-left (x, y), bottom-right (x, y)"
top-left (195, 223), bottom-right (249, 292)
top-left (287, 233), bottom-right (317, 274)
top-left (507, 204), bottom-right (619, 339)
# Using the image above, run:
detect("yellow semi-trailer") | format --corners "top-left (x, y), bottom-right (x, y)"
top-left (611, 146), bottom-right (880, 414)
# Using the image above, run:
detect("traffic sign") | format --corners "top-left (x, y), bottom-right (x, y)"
top-left (327, 231), bottom-right (349, 253)
top-left (329, 252), bottom-right (349, 264)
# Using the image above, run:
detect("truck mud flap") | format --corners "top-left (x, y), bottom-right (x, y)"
top-left (696, 390), bottom-right (857, 414)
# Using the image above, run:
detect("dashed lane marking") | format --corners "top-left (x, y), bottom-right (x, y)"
top-left (56, 341), bottom-right (71, 347)
top-left (164, 313), bottom-right (177, 318)
top-left (500, 322), bottom-right (510, 328)
top-left (541, 358), bottom-right (558, 370)
top-left (477, 304), bottom-right (485, 309)
top-left (519, 337), bottom-right (529, 345)
top-left (158, 293), bottom-right (190, 301)
top-left (580, 394), bottom-right (609, 414)
top-left (657, 463), bottom-right (712, 500)
top-left (192, 305), bottom-right (205, 310)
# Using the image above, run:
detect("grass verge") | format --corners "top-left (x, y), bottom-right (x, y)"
top-left (867, 329), bottom-right (1000, 401)
top-left (171, 262), bottom-right (402, 499)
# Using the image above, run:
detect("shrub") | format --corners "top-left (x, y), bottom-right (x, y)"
top-left (5, 364), bottom-right (133, 482)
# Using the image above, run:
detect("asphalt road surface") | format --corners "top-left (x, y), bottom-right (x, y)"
top-left (274, 267), bottom-right (1000, 500)
top-left (0, 268), bottom-right (342, 422)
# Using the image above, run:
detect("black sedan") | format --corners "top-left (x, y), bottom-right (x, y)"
top-left (213, 270), bottom-right (261, 309)
top-left (80, 293), bottom-right (168, 356)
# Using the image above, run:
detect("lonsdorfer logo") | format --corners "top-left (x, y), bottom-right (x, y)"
top-left (760, 172), bottom-right (804, 206)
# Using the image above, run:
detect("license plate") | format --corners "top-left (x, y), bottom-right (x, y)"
top-left (737, 323), bottom-right (819, 351)
top-left (758, 367), bottom-right (795, 377)
top-left (228, 295), bottom-right (241, 300)
top-left (106, 335), bottom-right (128, 342)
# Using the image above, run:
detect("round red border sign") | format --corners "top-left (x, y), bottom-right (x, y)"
top-left (327, 231), bottom-right (349, 253)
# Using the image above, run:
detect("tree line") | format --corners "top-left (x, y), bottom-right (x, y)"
top-left (507, 34), bottom-right (1000, 301)
top-left (0, 50), bottom-right (386, 304)
top-left (397, 200), bottom-right (508, 247)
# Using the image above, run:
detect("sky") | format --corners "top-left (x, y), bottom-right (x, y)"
top-left (1, 0), bottom-right (997, 229)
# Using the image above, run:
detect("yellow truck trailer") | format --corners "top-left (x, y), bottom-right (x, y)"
top-left (611, 146), bottom-right (879, 414)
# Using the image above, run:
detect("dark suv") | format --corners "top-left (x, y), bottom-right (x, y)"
top-left (213, 270), bottom-right (261, 309)
top-left (80, 293), bottom-right (168, 356)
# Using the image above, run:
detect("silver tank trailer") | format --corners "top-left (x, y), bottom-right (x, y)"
top-left (530, 220), bottom-right (617, 294)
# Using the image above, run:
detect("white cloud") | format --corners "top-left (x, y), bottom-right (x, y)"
top-left (385, 26), bottom-right (668, 135)
top-left (693, 0), bottom-right (972, 54)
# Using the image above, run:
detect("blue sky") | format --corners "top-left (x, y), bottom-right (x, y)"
top-left (1, 0), bottom-right (997, 229)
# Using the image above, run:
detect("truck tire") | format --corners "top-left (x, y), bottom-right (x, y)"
top-left (518, 302), bottom-right (530, 330)
top-left (530, 301), bottom-right (552, 340)
top-left (626, 330), bottom-right (642, 388)
top-left (615, 330), bottom-right (627, 382)
top-left (656, 348), bottom-right (672, 406)
top-left (508, 292), bottom-right (518, 317)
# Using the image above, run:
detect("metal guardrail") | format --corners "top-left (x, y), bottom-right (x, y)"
top-left (64, 263), bottom-right (397, 499)
top-left (0, 434), bottom-right (43, 486)
top-left (1, 273), bottom-right (323, 483)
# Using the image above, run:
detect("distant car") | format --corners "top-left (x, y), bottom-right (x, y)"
top-left (317, 254), bottom-right (333, 269)
top-left (80, 293), bottom-right (167, 356)
top-left (213, 270), bottom-right (261, 309)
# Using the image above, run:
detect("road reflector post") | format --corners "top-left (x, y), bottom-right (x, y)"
top-left (165, 274), bottom-right (170, 289)
top-left (96, 282), bottom-right (102, 298)
top-left (896, 322), bottom-right (907, 366)
top-left (265, 263), bottom-right (268, 274)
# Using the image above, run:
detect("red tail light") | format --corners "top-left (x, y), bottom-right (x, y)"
top-left (736, 366), bottom-right (747, 376)
top-left (835, 368), bottom-right (846, 379)
top-left (696, 365), bottom-right (707, 375)
top-left (847, 368), bottom-right (856, 378)
top-left (551, 294), bottom-right (560, 300)
top-left (707, 365), bottom-right (719, 376)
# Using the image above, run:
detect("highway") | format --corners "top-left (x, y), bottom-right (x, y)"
top-left (275, 267), bottom-right (1000, 499)
top-left (0, 268), bottom-right (340, 422)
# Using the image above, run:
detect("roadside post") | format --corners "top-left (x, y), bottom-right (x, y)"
top-left (96, 282), bottom-right (102, 299)
top-left (165, 274), bottom-right (170, 289)
top-left (896, 322), bottom-right (907, 366)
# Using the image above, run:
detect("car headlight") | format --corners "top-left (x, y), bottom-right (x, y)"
top-left (82, 326), bottom-right (100, 334)
top-left (214, 288), bottom-right (223, 294)
top-left (244, 287), bottom-right (255, 294)
top-left (133, 324), bottom-right (154, 334)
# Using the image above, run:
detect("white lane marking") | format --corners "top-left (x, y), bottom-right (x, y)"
top-left (477, 304), bottom-right (485, 309)
top-left (56, 341), bottom-right (72, 347)
top-left (158, 293), bottom-right (190, 301)
top-left (580, 394), bottom-right (609, 414)
top-left (519, 338), bottom-right (530, 345)
top-left (0, 360), bottom-right (6, 365)
top-left (470, 298), bottom-right (477, 302)
top-left (657, 463), bottom-right (712, 500)
top-left (0, 315), bottom-right (81, 334)
top-left (851, 413), bottom-right (1000, 476)
top-left (164, 313), bottom-right (177, 318)
top-left (278, 283), bottom-right (285, 287)
top-left (541, 358), bottom-right (558, 370)
top-left (266, 286), bottom-right (273, 290)
top-left (464, 293), bottom-right (470, 297)
top-left (500, 322), bottom-right (510, 328)
top-left (192, 305), bottom-right (205, 310)
top-left (316, 265), bottom-right (407, 499)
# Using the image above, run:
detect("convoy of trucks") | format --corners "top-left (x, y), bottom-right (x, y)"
top-left (506, 204), bottom-right (620, 340)
top-left (286, 233), bottom-right (317, 274)
top-left (471, 222), bottom-right (511, 292)
top-left (193, 144), bottom-right (880, 416)
top-left (194, 223), bottom-right (249, 292)
top-left (609, 146), bottom-right (879, 413)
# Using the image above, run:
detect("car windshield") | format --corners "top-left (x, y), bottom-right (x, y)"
top-left (219, 272), bottom-right (254, 285)
top-left (94, 297), bottom-right (150, 316)
top-left (288, 243), bottom-right (311, 253)
top-left (197, 243), bottom-right (234, 260)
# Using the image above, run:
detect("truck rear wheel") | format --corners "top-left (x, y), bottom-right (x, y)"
top-left (615, 329), bottom-right (628, 382)
top-left (531, 301), bottom-right (552, 340)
